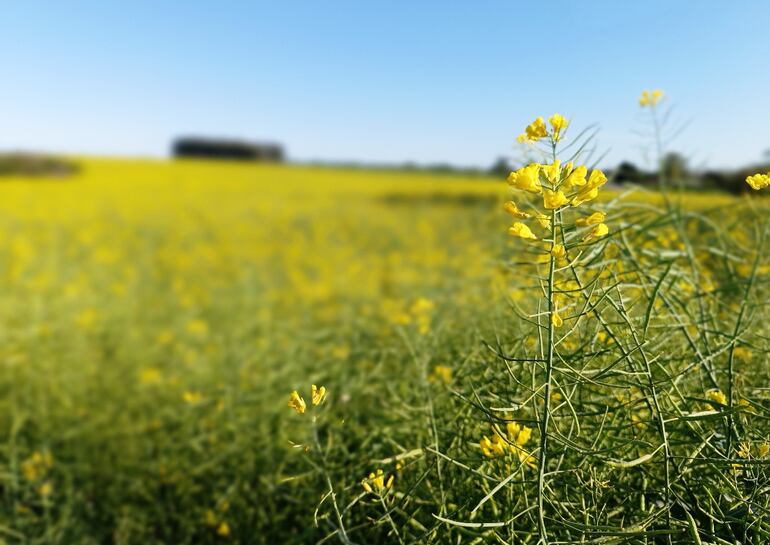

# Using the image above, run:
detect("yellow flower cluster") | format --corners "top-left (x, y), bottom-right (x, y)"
top-left (287, 384), bottom-right (327, 414)
top-left (479, 421), bottom-right (535, 467)
top-left (505, 160), bottom-right (609, 242)
top-left (639, 89), bottom-right (664, 107)
top-left (361, 468), bottom-right (394, 494)
top-left (746, 171), bottom-right (770, 190)
top-left (516, 114), bottom-right (569, 143)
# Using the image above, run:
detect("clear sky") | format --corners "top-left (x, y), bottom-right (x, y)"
top-left (1, 1), bottom-right (769, 169)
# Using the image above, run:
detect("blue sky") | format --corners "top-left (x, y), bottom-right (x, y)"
top-left (1, 1), bottom-right (769, 169)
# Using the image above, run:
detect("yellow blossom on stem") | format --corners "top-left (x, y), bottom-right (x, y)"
top-left (746, 172), bottom-right (770, 190)
top-left (575, 211), bottom-right (605, 226)
top-left (551, 244), bottom-right (566, 260)
top-left (507, 164), bottom-right (542, 194)
top-left (584, 223), bottom-right (609, 240)
top-left (564, 165), bottom-right (587, 188)
top-left (288, 390), bottom-right (306, 414)
top-left (549, 113), bottom-right (569, 141)
top-left (311, 384), bottom-right (326, 406)
top-left (509, 222), bottom-right (537, 240)
top-left (517, 116), bottom-right (548, 142)
top-left (542, 160), bottom-right (561, 185)
top-left (543, 189), bottom-right (569, 210)
top-left (503, 201), bottom-right (531, 218)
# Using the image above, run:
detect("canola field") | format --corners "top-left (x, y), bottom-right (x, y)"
top-left (0, 157), bottom-right (767, 545)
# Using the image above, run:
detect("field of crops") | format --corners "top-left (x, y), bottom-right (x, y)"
top-left (1, 153), bottom-right (769, 544)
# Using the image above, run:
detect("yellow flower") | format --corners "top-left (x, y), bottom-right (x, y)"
top-left (428, 365), bottom-right (452, 385)
top-left (639, 89), bottom-right (664, 107)
top-left (517, 116), bottom-right (548, 142)
top-left (536, 213), bottom-right (551, 230)
top-left (183, 391), bottom-right (203, 404)
top-left (543, 189), bottom-right (569, 210)
top-left (551, 244), bottom-right (566, 260)
top-left (217, 521), bottom-right (231, 537)
top-left (38, 481), bottom-right (53, 498)
top-left (288, 390), bottom-right (306, 414)
top-left (746, 172), bottom-right (770, 190)
top-left (509, 222), bottom-right (537, 240)
top-left (575, 211), bottom-right (605, 226)
top-left (551, 310), bottom-right (563, 327)
top-left (759, 443), bottom-right (770, 457)
top-left (549, 113), bottom-right (569, 141)
top-left (362, 469), bottom-right (392, 493)
top-left (571, 187), bottom-right (599, 206)
top-left (586, 169), bottom-right (608, 190)
top-left (706, 389), bottom-right (727, 410)
top-left (585, 223), bottom-right (609, 240)
top-left (507, 164), bottom-right (542, 194)
top-left (564, 165), bottom-right (587, 188)
top-left (516, 426), bottom-right (532, 446)
top-left (311, 384), bottom-right (327, 405)
top-left (503, 201), bottom-right (531, 219)
top-left (542, 160), bottom-right (561, 185)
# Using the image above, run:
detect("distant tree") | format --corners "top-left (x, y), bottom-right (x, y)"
top-left (489, 157), bottom-right (512, 178)
top-left (661, 152), bottom-right (688, 182)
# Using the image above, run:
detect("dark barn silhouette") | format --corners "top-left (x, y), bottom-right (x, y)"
top-left (173, 137), bottom-right (284, 162)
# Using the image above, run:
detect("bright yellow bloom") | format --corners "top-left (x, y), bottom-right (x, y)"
top-left (543, 189), bottom-right (569, 209)
top-left (759, 443), bottom-right (770, 457)
top-left (509, 222), bottom-right (537, 240)
top-left (362, 469), bottom-right (392, 493)
top-left (551, 244), bottom-right (566, 260)
top-left (564, 165), bottom-right (587, 188)
top-left (639, 90), bottom-right (650, 107)
top-left (549, 113), bottom-right (569, 141)
top-left (542, 160), bottom-right (561, 185)
top-left (575, 211), bottom-right (605, 226)
top-left (586, 169), bottom-right (608, 189)
top-left (288, 390), bottom-right (306, 414)
top-left (516, 426), bottom-right (532, 446)
top-left (507, 164), bottom-right (542, 194)
top-left (746, 172), bottom-right (770, 190)
top-left (517, 116), bottom-right (548, 142)
top-left (571, 187), bottom-right (599, 206)
top-left (311, 384), bottom-right (326, 405)
top-left (503, 201), bottom-right (531, 218)
top-left (585, 223), bottom-right (609, 240)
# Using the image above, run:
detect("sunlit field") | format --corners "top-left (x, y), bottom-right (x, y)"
top-left (1, 156), bottom-right (768, 544)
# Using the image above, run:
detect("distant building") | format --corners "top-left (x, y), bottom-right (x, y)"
top-left (172, 137), bottom-right (284, 162)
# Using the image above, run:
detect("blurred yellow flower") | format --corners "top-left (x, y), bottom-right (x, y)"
top-left (287, 390), bottom-right (306, 414)
top-left (517, 116), bottom-right (548, 143)
top-left (503, 201), bottom-right (531, 218)
top-left (575, 211), bottom-right (605, 226)
top-left (746, 172), bottom-right (770, 190)
top-left (509, 222), bottom-right (537, 240)
top-left (311, 384), bottom-right (326, 406)
top-left (549, 113), bottom-right (569, 141)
